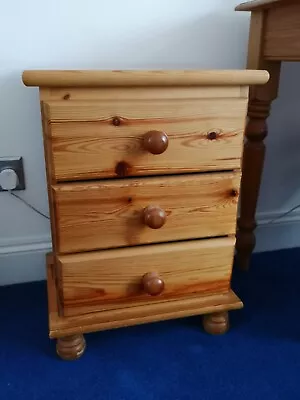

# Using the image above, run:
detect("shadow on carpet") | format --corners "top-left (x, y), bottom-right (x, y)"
top-left (0, 248), bottom-right (300, 400)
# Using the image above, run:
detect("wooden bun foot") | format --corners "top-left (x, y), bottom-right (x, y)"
top-left (56, 334), bottom-right (86, 360)
top-left (202, 311), bottom-right (229, 335)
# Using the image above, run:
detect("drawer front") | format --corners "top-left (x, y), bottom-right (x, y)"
top-left (53, 172), bottom-right (240, 253)
top-left (59, 237), bottom-right (235, 317)
top-left (44, 98), bottom-right (247, 181)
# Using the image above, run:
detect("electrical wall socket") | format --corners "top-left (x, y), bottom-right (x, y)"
top-left (0, 157), bottom-right (25, 191)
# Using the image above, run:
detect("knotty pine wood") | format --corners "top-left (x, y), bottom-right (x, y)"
top-left (52, 172), bottom-right (241, 253)
top-left (40, 105), bottom-right (58, 247)
top-left (23, 69), bottom-right (269, 88)
top-left (23, 69), bottom-right (270, 354)
top-left (47, 253), bottom-right (243, 337)
top-left (59, 237), bottom-right (235, 317)
top-left (41, 86), bottom-right (249, 182)
top-left (43, 98), bottom-right (248, 122)
top-left (40, 99), bottom-right (66, 315)
top-left (46, 99), bottom-right (247, 181)
top-left (39, 86), bottom-right (250, 102)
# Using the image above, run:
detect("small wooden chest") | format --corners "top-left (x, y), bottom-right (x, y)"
top-left (22, 70), bottom-right (269, 360)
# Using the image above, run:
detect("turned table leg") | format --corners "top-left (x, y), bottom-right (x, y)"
top-left (203, 311), bottom-right (229, 335)
top-left (236, 76), bottom-right (281, 271)
top-left (56, 334), bottom-right (86, 360)
top-left (236, 99), bottom-right (270, 270)
top-left (234, 9), bottom-right (281, 270)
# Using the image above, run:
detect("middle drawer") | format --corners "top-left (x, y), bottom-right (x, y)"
top-left (53, 172), bottom-right (240, 253)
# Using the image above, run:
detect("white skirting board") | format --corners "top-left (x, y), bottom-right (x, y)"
top-left (0, 210), bottom-right (300, 286)
top-left (254, 210), bottom-right (300, 253)
top-left (0, 235), bottom-right (51, 285)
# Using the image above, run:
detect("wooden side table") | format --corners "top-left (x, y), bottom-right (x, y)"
top-left (22, 69), bottom-right (268, 359)
top-left (235, 0), bottom-right (300, 269)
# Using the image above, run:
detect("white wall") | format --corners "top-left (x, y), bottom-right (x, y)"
top-left (0, 0), bottom-right (299, 284)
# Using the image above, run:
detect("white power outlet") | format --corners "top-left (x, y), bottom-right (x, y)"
top-left (0, 168), bottom-right (19, 190)
top-left (0, 157), bottom-right (25, 191)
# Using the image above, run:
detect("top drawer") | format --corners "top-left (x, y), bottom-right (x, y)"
top-left (43, 97), bottom-right (247, 181)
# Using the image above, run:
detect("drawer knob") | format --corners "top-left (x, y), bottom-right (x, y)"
top-left (142, 272), bottom-right (164, 296)
top-left (143, 130), bottom-right (169, 155)
top-left (143, 205), bottom-right (166, 229)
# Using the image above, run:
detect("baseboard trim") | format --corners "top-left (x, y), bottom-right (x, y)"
top-left (257, 209), bottom-right (300, 226)
top-left (255, 209), bottom-right (300, 253)
top-left (0, 235), bottom-right (51, 285)
top-left (0, 235), bottom-right (52, 255)
top-left (1, 209), bottom-right (300, 285)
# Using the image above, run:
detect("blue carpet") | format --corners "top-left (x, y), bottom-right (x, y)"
top-left (1, 248), bottom-right (300, 400)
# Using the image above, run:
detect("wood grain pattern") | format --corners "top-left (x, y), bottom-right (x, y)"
top-left (235, 6), bottom-right (281, 269)
top-left (44, 98), bottom-right (248, 122)
top-left (25, 69), bottom-right (266, 354)
top-left (39, 86), bottom-right (250, 102)
top-left (47, 253), bottom-right (243, 337)
top-left (246, 11), bottom-right (266, 70)
top-left (39, 100), bottom-right (57, 244)
top-left (53, 172), bottom-right (241, 253)
top-left (22, 69), bottom-right (269, 88)
top-left (264, 3), bottom-right (300, 61)
top-left (59, 237), bottom-right (235, 317)
top-left (45, 97), bottom-right (247, 180)
top-left (236, 10), bottom-right (279, 101)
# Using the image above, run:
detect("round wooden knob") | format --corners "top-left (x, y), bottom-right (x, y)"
top-left (143, 205), bottom-right (166, 229)
top-left (142, 272), bottom-right (164, 296)
top-left (143, 130), bottom-right (169, 155)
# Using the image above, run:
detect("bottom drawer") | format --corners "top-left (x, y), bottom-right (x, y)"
top-left (58, 237), bottom-right (235, 317)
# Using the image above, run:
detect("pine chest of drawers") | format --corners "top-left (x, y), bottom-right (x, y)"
top-left (22, 70), bottom-right (269, 360)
